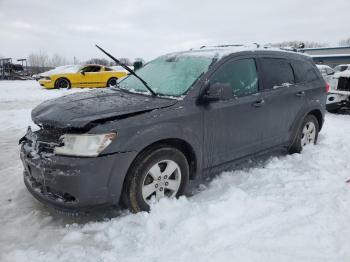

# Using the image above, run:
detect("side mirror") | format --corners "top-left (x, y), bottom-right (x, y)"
top-left (200, 82), bottom-right (233, 102)
top-left (80, 71), bottom-right (85, 75)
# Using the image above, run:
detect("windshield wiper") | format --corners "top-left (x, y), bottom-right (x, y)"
top-left (95, 45), bottom-right (157, 97)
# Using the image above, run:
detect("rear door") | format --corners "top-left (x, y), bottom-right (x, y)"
top-left (257, 57), bottom-right (306, 145)
top-left (203, 56), bottom-right (269, 168)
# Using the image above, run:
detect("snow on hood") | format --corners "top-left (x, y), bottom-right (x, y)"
top-left (39, 65), bottom-right (82, 77)
top-left (31, 89), bottom-right (177, 129)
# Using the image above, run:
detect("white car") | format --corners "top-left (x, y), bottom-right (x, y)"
top-left (316, 64), bottom-right (335, 83)
top-left (333, 64), bottom-right (350, 73)
top-left (326, 69), bottom-right (350, 112)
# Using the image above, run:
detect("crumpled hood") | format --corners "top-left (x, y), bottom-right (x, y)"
top-left (32, 89), bottom-right (177, 129)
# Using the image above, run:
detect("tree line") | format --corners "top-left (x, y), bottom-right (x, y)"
top-left (26, 52), bottom-right (142, 68)
top-left (24, 37), bottom-right (350, 67)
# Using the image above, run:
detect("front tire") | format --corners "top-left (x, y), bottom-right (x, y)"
top-left (122, 146), bottom-right (189, 213)
top-left (289, 114), bottom-right (319, 154)
top-left (54, 78), bottom-right (71, 89)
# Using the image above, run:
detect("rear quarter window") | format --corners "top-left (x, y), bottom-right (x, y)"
top-left (259, 58), bottom-right (295, 90)
top-left (291, 60), bottom-right (319, 83)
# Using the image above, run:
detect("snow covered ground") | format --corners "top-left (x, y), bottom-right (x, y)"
top-left (0, 80), bottom-right (350, 262)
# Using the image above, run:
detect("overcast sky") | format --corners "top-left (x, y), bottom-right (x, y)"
top-left (1, 0), bottom-right (349, 63)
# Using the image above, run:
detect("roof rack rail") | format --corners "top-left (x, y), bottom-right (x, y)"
top-left (279, 47), bottom-right (299, 52)
top-left (199, 44), bottom-right (244, 49)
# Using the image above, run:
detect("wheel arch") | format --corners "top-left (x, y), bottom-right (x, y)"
top-left (308, 109), bottom-right (324, 130)
top-left (289, 107), bottom-right (324, 151)
top-left (127, 138), bottom-right (197, 180)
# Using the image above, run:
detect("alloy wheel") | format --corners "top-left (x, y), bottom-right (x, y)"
top-left (141, 160), bottom-right (182, 203)
top-left (301, 121), bottom-right (316, 147)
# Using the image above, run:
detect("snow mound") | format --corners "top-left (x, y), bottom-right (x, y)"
top-left (0, 81), bottom-right (349, 262)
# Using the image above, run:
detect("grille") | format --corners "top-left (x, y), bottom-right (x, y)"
top-left (31, 127), bottom-right (65, 154)
top-left (337, 77), bottom-right (350, 91)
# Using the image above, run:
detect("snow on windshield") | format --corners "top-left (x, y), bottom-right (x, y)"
top-left (118, 55), bottom-right (213, 97)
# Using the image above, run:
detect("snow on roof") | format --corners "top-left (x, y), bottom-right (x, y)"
top-left (164, 44), bottom-right (308, 60)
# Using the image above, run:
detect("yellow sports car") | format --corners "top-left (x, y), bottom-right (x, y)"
top-left (38, 64), bottom-right (128, 89)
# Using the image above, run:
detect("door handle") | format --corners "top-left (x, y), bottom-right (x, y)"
top-left (295, 91), bottom-right (306, 97)
top-left (252, 99), bottom-right (265, 107)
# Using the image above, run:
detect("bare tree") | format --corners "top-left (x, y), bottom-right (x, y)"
top-left (49, 54), bottom-right (68, 67)
top-left (73, 56), bottom-right (79, 65)
top-left (268, 41), bottom-right (327, 49)
top-left (119, 58), bottom-right (132, 66)
top-left (85, 58), bottom-right (110, 66)
top-left (28, 51), bottom-right (49, 67)
top-left (339, 38), bottom-right (350, 46)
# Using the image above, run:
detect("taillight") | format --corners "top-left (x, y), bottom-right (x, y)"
top-left (325, 82), bottom-right (330, 93)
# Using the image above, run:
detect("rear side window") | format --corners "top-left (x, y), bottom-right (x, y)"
top-left (210, 58), bottom-right (258, 97)
top-left (260, 58), bottom-right (295, 89)
top-left (291, 60), bottom-right (319, 83)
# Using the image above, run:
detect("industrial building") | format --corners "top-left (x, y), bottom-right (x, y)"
top-left (301, 46), bottom-right (350, 67)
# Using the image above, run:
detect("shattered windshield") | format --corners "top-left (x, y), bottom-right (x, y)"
top-left (118, 55), bottom-right (213, 97)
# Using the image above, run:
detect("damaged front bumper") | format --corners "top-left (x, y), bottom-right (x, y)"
top-left (326, 91), bottom-right (350, 110)
top-left (20, 141), bottom-right (137, 212)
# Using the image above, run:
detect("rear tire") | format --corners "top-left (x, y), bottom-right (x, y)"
top-left (107, 77), bottom-right (118, 87)
top-left (54, 78), bottom-right (71, 89)
top-left (122, 146), bottom-right (189, 213)
top-left (289, 114), bottom-right (319, 154)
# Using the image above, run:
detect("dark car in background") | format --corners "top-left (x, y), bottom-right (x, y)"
top-left (19, 45), bottom-right (327, 213)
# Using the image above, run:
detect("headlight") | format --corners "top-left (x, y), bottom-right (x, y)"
top-left (43, 77), bottom-right (51, 80)
top-left (54, 133), bottom-right (116, 157)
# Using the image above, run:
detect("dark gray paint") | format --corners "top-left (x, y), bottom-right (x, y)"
top-left (21, 50), bottom-right (327, 211)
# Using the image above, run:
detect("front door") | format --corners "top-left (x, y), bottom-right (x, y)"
top-left (202, 57), bottom-right (268, 168)
top-left (80, 65), bottom-right (102, 87)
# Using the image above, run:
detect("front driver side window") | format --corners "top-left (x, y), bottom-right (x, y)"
top-left (81, 66), bottom-right (101, 73)
top-left (210, 58), bottom-right (259, 97)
